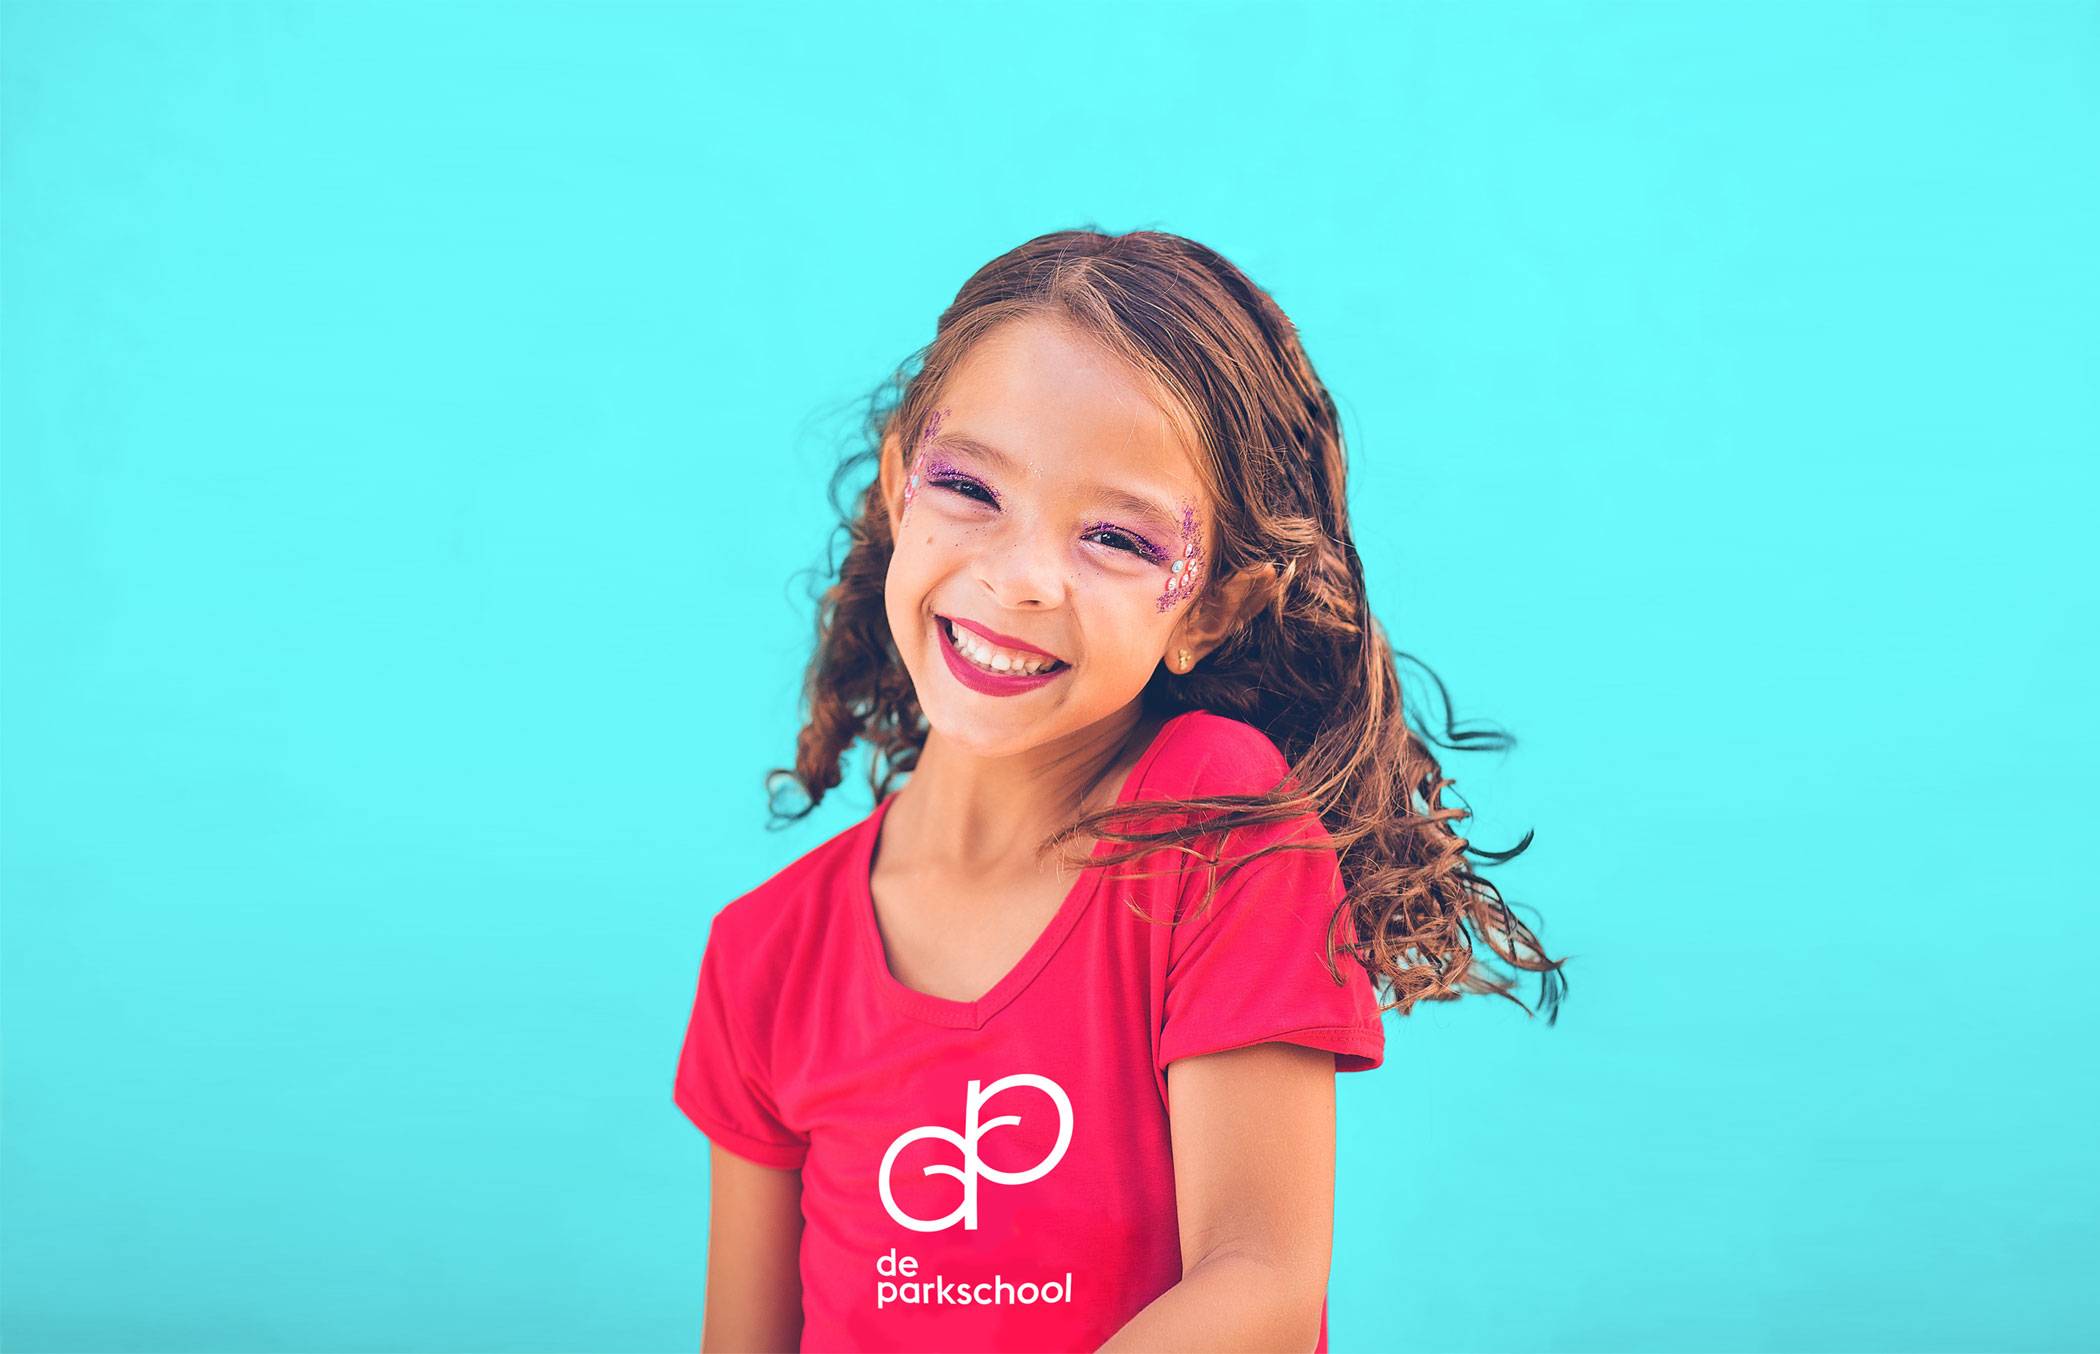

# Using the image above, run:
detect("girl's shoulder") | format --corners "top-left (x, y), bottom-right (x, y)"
top-left (1148, 708), bottom-right (1297, 799)
top-left (1144, 710), bottom-right (1335, 859)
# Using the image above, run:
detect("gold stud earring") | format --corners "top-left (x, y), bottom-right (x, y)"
top-left (1176, 648), bottom-right (1192, 672)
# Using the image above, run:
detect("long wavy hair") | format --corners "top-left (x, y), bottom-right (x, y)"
top-left (767, 227), bottom-right (1567, 1023)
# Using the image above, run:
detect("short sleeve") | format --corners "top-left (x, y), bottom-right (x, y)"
top-left (1157, 810), bottom-right (1386, 1076)
top-left (673, 910), bottom-right (809, 1170)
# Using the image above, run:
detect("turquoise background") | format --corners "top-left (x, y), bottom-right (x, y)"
top-left (4, 1), bottom-right (2094, 1350)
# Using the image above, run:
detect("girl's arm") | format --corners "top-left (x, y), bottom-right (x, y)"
top-left (1097, 1042), bottom-right (1338, 1353)
top-left (701, 1143), bottom-right (805, 1353)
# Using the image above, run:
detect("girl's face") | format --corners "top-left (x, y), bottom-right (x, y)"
top-left (880, 318), bottom-right (1218, 754)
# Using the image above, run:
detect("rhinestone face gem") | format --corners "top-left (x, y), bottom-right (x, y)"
top-left (900, 409), bottom-right (948, 528)
top-left (1156, 497), bottom-right (1205, 614)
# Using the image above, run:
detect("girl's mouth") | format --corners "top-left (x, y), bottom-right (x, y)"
top-left (937, 616), bottom-right (1070, 696)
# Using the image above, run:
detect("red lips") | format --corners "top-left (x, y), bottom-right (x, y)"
top-left (942, 615), bottom-right (1066, 664)
top-left (937, 615), bottom-right (1070, 697)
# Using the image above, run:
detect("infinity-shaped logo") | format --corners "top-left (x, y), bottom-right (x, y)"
top-left (878, 1073), bottom-right (1073, 1232)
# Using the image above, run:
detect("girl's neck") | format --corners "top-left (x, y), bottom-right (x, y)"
top-left (889, 709), bottom-right (1163, 874)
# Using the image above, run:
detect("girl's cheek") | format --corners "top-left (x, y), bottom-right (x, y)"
top-left (1155, 497), bottom-right (1205, 613)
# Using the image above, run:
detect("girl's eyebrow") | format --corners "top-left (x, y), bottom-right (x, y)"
top-left (930, 431), bottom-right (1188, 537)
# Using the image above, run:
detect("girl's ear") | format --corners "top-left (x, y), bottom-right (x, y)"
top-left (1170, 561), bottom-right (1282, 667)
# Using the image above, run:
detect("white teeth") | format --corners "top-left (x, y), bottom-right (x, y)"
top-left (946, 620), bottom-right (1060, 676)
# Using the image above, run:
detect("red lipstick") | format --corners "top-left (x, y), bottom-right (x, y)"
top-left (946, 615), bottom-right (1063, 661)
top-left (936, 616), bottom-right (1069, 697)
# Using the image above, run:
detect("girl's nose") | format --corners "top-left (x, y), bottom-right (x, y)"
top-left (975, 522), bottom-right (1069, 609)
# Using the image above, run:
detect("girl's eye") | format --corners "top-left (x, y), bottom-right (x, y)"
top-left (1085, 527), bottom-right (1166, 563)
top-left (929, 475), bottom-right (1164, 563)
top-left (929, 475), bottom-right (996, 507)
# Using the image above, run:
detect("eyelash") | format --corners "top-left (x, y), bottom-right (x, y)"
top-left (927, 475), bottom-right (1167, 564)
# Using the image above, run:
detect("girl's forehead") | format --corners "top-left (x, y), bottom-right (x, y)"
top-left (938, 324), bottom-right (1199, 465)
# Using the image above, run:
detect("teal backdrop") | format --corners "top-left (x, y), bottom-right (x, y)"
top-left (4, 1), bottom-right (2094, 1350)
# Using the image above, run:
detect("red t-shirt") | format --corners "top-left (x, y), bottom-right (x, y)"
top-left (674, 708), bottom-right (1386, 1352)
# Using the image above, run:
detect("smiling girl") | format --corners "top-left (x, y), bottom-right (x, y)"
top-left (675, 229), bottom-right (1566, 1354)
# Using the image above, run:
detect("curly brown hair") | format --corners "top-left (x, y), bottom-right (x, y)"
top-left (766, 227), bottom-right (1567, 1024)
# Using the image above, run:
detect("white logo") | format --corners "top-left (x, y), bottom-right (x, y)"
top-left (878, 1073), bottom-right (1073, 1232)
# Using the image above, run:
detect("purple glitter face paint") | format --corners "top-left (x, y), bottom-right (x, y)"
top-left (900, 407), bottom-right (950, 529)
top-left (1156, 496), bottom-right (1204, 613)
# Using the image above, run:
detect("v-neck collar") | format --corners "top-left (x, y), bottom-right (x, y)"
top-left (854, 711), bottom-right (1197, 1029)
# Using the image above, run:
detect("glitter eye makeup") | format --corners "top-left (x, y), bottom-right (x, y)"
top-left (1155, 497), bottom-right (1204, 613)
top-left (900, 407), bottom-right (950, 528)
top-left (918, 456), bottom-right (984, 502)
top-left (901, 418), bottom-right (1187, 584)
top-left (1081, 521), bottom-right (1167, 563)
